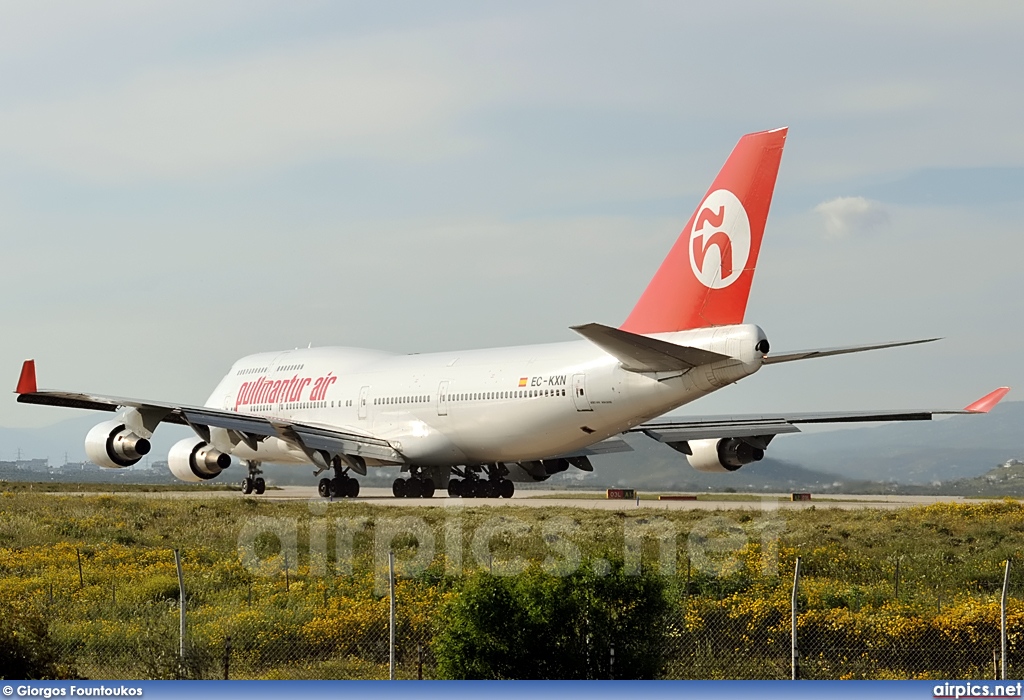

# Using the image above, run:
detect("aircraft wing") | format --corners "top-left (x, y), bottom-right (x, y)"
top-left (14, 360), bottom-right (403, 467)
top-left (547, 436), bottom-right (634, 459)
top-left (629, 387), bottom-right (1011, 448)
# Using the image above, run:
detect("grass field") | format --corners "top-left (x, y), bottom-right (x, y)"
top-left (2, 486), bottom-right (1023, 679)
top-left (0, 481), bottom-right (261, 493)
top-left (534, 491), bottom-right (864, 501)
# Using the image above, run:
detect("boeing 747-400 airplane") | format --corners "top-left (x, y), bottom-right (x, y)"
top-left (15, 128), bottom-right (1009, 498)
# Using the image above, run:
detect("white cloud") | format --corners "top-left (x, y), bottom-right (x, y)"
top-left (814, 196), bottom-right (890, 239)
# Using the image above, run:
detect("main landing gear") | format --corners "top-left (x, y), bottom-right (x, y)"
top-left (240, 461), bottom-right (266, 495)
top-left (316, 455), bottom-right (361, 499)
top-left (447, 464), bottom-right (515, 499)
top-left (318, 473), bottom-right (360, 499)
top-left (392, 475), bottom-right (436, 499)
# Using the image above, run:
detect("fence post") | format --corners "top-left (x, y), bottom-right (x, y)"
top-left (791, 556), bottom-right (801, 680)
top-left (1002, 559), bottom-right (1010, 681)
top-left (174, 549), bottom-right (186, 662)
top-left (610, 641), bottom-right (615, 680)
top-left (894, 558), bottom-right (900, 601)
top-left (389, 550), bottom-right (396, 680)
top-left (223, 636), bottom-right (231, 680)
top-left (76, 548), bottom-right (84, 588)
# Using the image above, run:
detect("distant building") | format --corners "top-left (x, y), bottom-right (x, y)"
top-left (53, 461), bottom-right (96, 472)
top-left (16, 458), bottom-right (49, 473)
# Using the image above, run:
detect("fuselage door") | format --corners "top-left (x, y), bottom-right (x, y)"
top-left (437, 381), bottom-right (449, 416)
top-left (572, 373), bottom-right (592, 412)
top-left (358, 386), bottom-right (370, 420)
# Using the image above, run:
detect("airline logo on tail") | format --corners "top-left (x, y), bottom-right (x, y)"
top-left (619, 127), bottom-right (787, 333)
top-left (689, 189), bottom-right (750, 289)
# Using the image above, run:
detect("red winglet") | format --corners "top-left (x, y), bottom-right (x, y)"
top-left (16, 359), bottom-right (37, 394)
top-left (963, 386), bottom-right (1010, 413)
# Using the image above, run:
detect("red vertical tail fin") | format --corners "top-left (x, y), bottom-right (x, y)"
top-left (621, 127), bottom-right (787, 333)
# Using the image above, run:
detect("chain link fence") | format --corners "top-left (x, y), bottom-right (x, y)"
top-left (4, 555), bottom-right (1019, 680)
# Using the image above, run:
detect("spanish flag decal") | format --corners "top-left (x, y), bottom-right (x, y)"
top-left (518, 377), bottom-right (528, 387)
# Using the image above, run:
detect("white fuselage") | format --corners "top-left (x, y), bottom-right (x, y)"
top-left (204, 324), bottom-right (768, 469)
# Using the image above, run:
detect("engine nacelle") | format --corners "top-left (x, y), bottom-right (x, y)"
top-left (168, 437), bottom-right (232, 482)
top-left (686, 438), bottom-right (764, 473)
top-left (506, 458), bottom-right (580, 482)
top-left (85, 420), bottom-right (152, 468)
top-left (505, 461), bottom-right (546, 482)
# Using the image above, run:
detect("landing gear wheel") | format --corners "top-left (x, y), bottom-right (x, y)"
top-left (346, 478), bottom-right (360, 498)
top-left (462, 479), bottom-right (478, 498)
top-left (393, 478), bottom-right (407, 498)
top-left (407, 478), bottom-right (424, 499)
top-left (448, 479), bottom-right (462, 497)
top-left (331, 476), bottom-right (345, 498)
top-left (487, 480), bottom-right (501, 498)
top-left (420, 478), bottom-right (435, 498)
top-left (318, 478), bottom-right (331, 498)
top-left (241, 461), bottom-right (264, 496)
top-left (500, 479), bottom-right (514, 499)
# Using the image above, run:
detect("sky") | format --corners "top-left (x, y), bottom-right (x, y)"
top-left (1, 0), bottom-right (1023, 431)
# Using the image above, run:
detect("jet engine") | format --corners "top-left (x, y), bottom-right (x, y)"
top-left (85, 420), bottom-right (152, 468)
top-left (168, 437), bottom-right (232, 482)
top-left (686, 438), bottom-right (764, 473)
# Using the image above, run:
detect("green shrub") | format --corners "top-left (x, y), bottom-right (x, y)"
top-left (434, 563), bottom-right (668, 679)
top-left (0, 603), bottom-right (69, 679)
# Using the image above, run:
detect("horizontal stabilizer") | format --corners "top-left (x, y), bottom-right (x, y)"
top-left (571, 323), bottom-right (731, 373)
top-left (763, 338), bottom-right (940, 365)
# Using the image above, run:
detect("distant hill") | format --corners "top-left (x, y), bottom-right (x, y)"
top-left (766, 400), bottom-right (1024, 484)
top-left (952, 459), bottom-right (1024, 495)
top-left (574, 436), bottom-right (897, 494)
